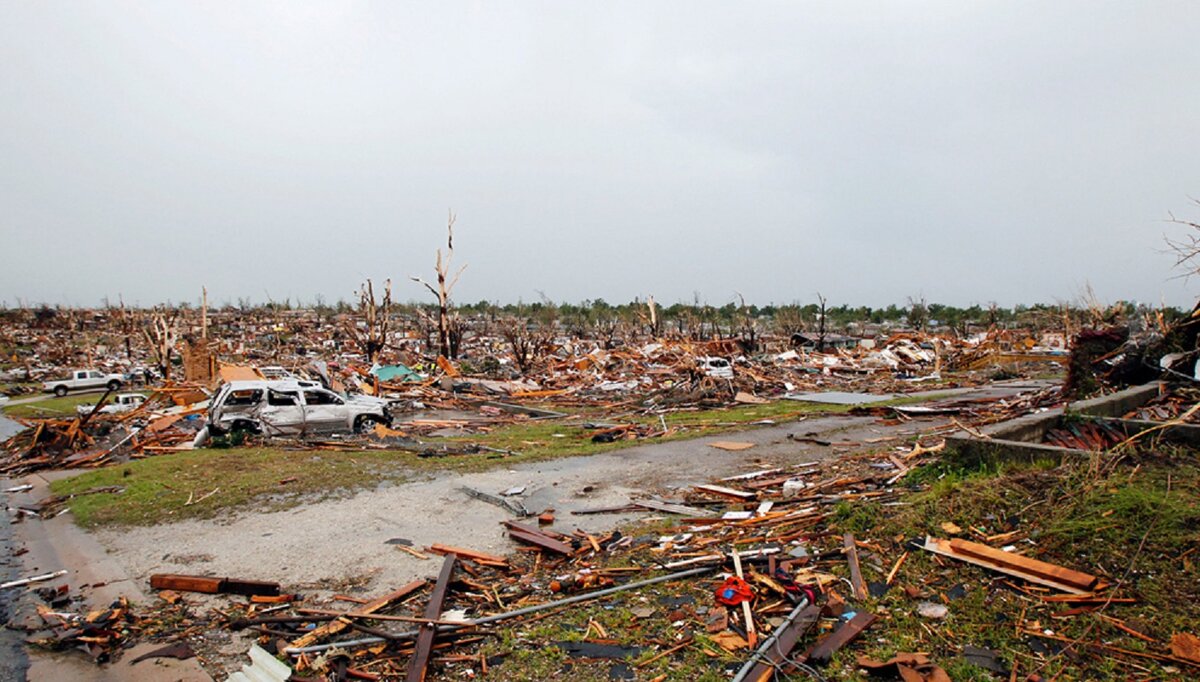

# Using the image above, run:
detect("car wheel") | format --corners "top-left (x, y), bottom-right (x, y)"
top-left (106, 380), bottom-right (121, 391)
top-left (355, 415), bottom-right (383, 433)
top-left (54, 385), bottom-right (68, 397)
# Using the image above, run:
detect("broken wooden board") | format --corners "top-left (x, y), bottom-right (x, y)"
top-left (503, 521), bottom-right (574, 555)
top-left (633, 499), bottom-right (718, 517)
top-left (406, 555), bottom-right (457, 682)
top-left (844, 533), bottom-right (868, 600)
top-left (709, 441), bottom-right (756, 451)
top-left (803, 611), bottom-right (878, 664)
top-left (923, 536), bottom-right (1098, 594)
top-left (742, 604), bottom-right (821, 682)
top-left (693, 484), bottom-right (756, 500)
top-left (149, 574), bottom-right (279, 597)
top-left (426, 544), bottom-right (508, 565)
top-left (289, 580), bottom-right (426, 649)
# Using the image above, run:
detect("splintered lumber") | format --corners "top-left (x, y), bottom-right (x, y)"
top-left (693, 484), bottom-right (756, 501)
top-left (503, 521), bottom-right (574, 555)
top-left (923, 536), bottom-right (1099, 594)
top-left (425, 544), bottom-right (508, 565)
top-left (149, 574), bottom-right (279, 597)
top-left (709, 441), bottom-right (756, 451)
top-left (634, 499), bottom-right (717, 517)
top-left (406, 555), bottom-right (457, 682)
top-left (285, 567), bottom-right (720, 656)
top-left (731, 550), bottom-right (757, 647)
top-left (843, 533), bottom-right (868, 600)
top-left (290, 580), bottom-right (426, 649)
top-left (803, 611), bottom-right (878, 664)
top-left (736, 603), bottom-right (821, 682)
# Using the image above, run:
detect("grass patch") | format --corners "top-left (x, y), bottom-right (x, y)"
top-left (3, 393), bottom-right (110, 419)
top-left (49, 447), bottom-right (412, 527)
top-left (819, 448), bottom-right (1200, 680)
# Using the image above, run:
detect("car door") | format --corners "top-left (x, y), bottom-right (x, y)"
top-left (258, 389), bottom-right (305, 435)
top-left (302, 389), bottom-right (350, 433)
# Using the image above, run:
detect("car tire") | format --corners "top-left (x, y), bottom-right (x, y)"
top-left (54, 385), bottom-right (68, 397)
top-left (106, 380), bottom-right (122, 391)
top-left (355, 415), bottom-right (384, 433)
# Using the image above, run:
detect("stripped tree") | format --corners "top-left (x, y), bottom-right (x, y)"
top-left (501, 315), bottom-right (554, 374)
top-left (348, 279), bottom-right (392, 364)
top-left (412, 212), bottom-right (466, 359)
top-left (142, 306), bottom-right (180, 381)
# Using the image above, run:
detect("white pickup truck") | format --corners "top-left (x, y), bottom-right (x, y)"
top-left (75, 393), bottom-right (147, 416)
top-left (43, 370), bottom-right (125, 397)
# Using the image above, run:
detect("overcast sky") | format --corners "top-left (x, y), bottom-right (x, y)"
top-left (3, 2), bottom-right (1199, 310)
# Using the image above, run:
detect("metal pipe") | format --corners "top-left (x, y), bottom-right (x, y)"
top-left (284, 565), bottom-right (717, 655)
top-left (730, 596), bottom-right (813, 682)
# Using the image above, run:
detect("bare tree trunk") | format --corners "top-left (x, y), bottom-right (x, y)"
top-left (412, 212), bottom-right (467, 359)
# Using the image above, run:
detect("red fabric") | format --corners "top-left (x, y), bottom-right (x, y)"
top-left (715, 576), bottom-right (755, 606)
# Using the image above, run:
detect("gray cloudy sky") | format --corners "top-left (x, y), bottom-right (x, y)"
top-left (3, 2), bottom-right (1199, 309)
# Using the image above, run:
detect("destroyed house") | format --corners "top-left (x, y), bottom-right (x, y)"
top-left (790, 332), bottom-right (861, 350)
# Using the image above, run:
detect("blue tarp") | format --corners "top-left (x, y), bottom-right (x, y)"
top-left (369, 364), bottom-right (422, 383)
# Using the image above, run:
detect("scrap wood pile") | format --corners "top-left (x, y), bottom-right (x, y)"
top-left (15, 430), bottom-right (1199, 680)
top-left (13, 589), bottom-right (203, 666)
top-left (0, 385), bottom-right (207, 475)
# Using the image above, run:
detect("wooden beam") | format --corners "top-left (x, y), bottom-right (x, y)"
top-left (844, 533), bottom-right (868, 600)
top-left (743, 604), bottom-right (821, 682)
top-left (290, 580), bottom-right (426, 649)
top-left (406, 554), bottom-right (457, 682)
top-left (731, 550), bottom-right (757, 647)
top-left (426, 543), bottom-right (507, 565)
top-left (803, 611), bottom-right (877, 664)
top-left (947, 538), bottom-right (1098, 592)
top-left (503, 521), bottom-right (574, 555)
top-left (923, 537), bottom-right (1097, 594)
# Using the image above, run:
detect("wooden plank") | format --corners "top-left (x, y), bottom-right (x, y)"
top-left (290, 580), bottom-right (426, 649)
top-left (731, 550), bottom-right (757, 647)
top-left (503, 522), bottom-right (574, 555)
top-left (843, 533), bottom-right (868, 600)
top-left (693, 484), bottom-right (756, 501)
top-left (803, 611), bottom-right (877, 664)
top-left (947, 538), bottom-right (1098, 592)
top-left (922, 537), bottom-right (1090, 594)
top-left (149, 574), bottom-right (279, 597)
top-left (426, 544), bottom-right (508, 564)
top-left (634, 499), bottom-right (717, 517)
top-left (149, 574), bottom-right (221, 594)
top-left (743, 604), bottom-right (821, 682)
top-left (406, 554), bottom-right (457, 682)
top-left (709, 441), bottom-right (756, 451)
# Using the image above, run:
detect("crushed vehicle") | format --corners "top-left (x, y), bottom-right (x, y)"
top-left (206, 380), bottom-right (396, 437)
top-left (697, 356), bottom-right (735, 379)
top-left (75, 393), bottom-right (146, 416)
top-left (42, 369), bottom-right (125, 396)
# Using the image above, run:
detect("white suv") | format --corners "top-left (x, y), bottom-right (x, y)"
top-left (207, 380), bottom-right (394, 436)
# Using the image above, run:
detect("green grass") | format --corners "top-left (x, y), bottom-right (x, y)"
top-left (48, 447), bottom-right (412, 527)
top-left (817, 448), bottom-right (1200, 680)
top-left (2, 393), bottom-right (111, 419)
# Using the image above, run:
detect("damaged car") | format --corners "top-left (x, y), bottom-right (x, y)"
top-left (206, 380), bottom-right (395, 437)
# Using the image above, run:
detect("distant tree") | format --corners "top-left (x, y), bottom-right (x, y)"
top-left (412, 212), bottom-right (467, 358)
